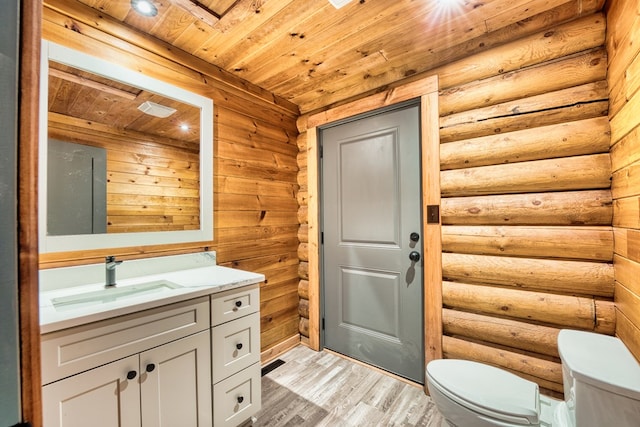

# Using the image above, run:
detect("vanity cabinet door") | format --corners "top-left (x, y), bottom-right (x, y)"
top-left (42, 355), bottom-right (141, 427)
top-left (140, 331), bottom-right (212, 427)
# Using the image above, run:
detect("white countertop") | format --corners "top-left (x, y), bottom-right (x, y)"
top-left (40, 265), bottom-right (264, 334)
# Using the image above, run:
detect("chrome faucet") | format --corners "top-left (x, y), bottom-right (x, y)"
top-left (105, 256), bottom-right (123, 287)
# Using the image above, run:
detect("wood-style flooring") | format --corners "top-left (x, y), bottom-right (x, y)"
top-left (255, 345), bottom-right (447, 426)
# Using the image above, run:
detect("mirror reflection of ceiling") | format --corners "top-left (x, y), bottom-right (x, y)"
top-left (48, 61), bottom-right (201, 149)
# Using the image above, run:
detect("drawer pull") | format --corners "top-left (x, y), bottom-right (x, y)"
top-left (146, 363), bottom-right (156, 373)
top-left (236, 343), bottom-right (243, 350)
top-left (237, 396), bottom-right (244, 404)
top-left (126, 370), bottom-right (137, 380)
top-left (235, 300), bottom-right (242, 308)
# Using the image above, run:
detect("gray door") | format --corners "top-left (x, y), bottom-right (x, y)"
top-left (321, 104), bottom-right (424, 383)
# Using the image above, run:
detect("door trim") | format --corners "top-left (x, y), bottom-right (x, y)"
top-left (303, 75), bottom-right (442, 391)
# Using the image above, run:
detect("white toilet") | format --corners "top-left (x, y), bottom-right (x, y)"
top-left (426, 330), bottom-right (640, 426)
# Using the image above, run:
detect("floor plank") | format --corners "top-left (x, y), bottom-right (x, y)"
top-left (255, 345), bottom-right (447, 426)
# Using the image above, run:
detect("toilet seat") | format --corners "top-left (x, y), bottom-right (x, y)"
top-left (427, 359), bottom-right (541, 425)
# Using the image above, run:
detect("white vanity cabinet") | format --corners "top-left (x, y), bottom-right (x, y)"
top-left (210, 284), bottom-right (262, 427)
top-left (41, 297), bottom-right (213, 427)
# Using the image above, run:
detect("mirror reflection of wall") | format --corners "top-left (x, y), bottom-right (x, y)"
top-left (47, 60), bottom-right (201, 235)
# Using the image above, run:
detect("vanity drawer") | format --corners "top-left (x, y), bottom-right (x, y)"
top-left (211, 312), bottom-right (260, 383)
top-left (210, 285), bottom-right (260, 326)
top-left (213, 363), bottom-right (261, 427)
top-left (41, 297), bottom-right (209, 385)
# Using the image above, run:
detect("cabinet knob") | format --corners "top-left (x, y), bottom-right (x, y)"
top-left (235, 300), bottom-right (242, 308)
top-left (126, 370), bottom-right (137, 380)
top-left (236, 343), bottom-right (243, 350)
top-left (237, 396), bottom-right (244, 404)
top-left (146, 363), bottom-right (156, 373)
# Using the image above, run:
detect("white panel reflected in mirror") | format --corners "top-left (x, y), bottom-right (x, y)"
top-left (39, 40), bottom-right (214, 253)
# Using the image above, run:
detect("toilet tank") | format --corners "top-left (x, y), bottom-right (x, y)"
top-left (557, 330), bottom-right (640, 427)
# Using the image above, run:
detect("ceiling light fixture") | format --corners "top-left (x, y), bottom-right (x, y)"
top-left (329, 0), bottom-right (353, 9)
top-left (131, 0), bottom-right (158, 17)
top-left (137, 101), bottom-right (177, 118)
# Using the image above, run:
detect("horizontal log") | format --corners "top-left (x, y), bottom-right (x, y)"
top-left (443, 309), bottom-right (560, 357)
top-left (297, 150), bottom-right (307, 169)
top-left (297, 242), bottom-right (309, 262)
top-left (298, 261), bottom-right (309, 280)
top-left (298, 224), bottom-right (309, 243)
top-left (441, 100), bottom-right (608, 144)
top-left (297, 168), bottom-right (308, 187)
top-left (298, 280), bottom-right (309, 300)
top-left (441, 190), bottom-right (612, 226)
top-left (594, 300), bottom-right (616, 335)
top-left (297, 191), bottom-right (308, 206)
top-left (298, 205), bottom-right (308, 224)
top-left (442, 226), bottom-right (613, 261)
top-left (439, 48), bottom-right (607, 116)
top-left (441, 154), bottom-right (612, 197)
top-left (299, 317), bottom-right (310, 337)
top-left (442, 253), bottom-right (614, 297)
top-left (298, 298), bottom-right (309, 318)
top-left (442, 281), bottom-right (602, 330)
top-left (439, 80), bottom-right (609, 132)
top-left (442, 336), bottom-right (563, 393)
top-left (440, 117), bottom-right (610, 170)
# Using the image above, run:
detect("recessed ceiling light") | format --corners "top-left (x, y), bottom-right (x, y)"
top-left (131, 0), bottom-right (158, 17)
top-left (180, 124), bottom-right (190, 131)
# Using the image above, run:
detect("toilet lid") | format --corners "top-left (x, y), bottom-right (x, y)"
top-left (427, 359), bottom-right (540, 425)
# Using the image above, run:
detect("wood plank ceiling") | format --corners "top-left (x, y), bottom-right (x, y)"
top-left (64, 0), bottom-right (591, 114)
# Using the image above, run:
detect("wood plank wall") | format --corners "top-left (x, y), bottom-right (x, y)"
top-left (297, 9), bottom-right (612, 396)
top-left (40, 0), bottom-right (301, 356)
top-left (606, 0), bottom-right (640, 361)
top-left (48, 114), bottom-right (201, 233)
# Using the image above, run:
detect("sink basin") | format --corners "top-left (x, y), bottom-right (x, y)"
top-left (51, 280), bottom-right (183, 311)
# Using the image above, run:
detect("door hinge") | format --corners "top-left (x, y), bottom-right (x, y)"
top-left (319, 144), bottom-right (323, 158)
top-left (321, 231), bottom-right (324, 244)
top-left (322, 318), bottom-right (325, 330)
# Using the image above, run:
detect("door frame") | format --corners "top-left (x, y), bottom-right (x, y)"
top-left (302, 75), bottom-right (442, 392)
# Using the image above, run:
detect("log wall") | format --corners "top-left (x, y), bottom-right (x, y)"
top-left (606, 0), bottom-right (640, 361)
top-left (296, 9), bottom-right (613, 396)
top-left (438, 12), bottom-right (612, 397)
top-left (39, 0), bottom-right (301, 356)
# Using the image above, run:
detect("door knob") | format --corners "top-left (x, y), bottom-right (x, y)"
top-left (236, 343), bottom-right (243, 350)
top-left (127, 370), bottom-right (137, 380)
top-left (410, 232), bottom-right (420, 242)
top-left (146, 363), bottom-right (156, 373)
top-left (409, 251), bottom-right (421, 262)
